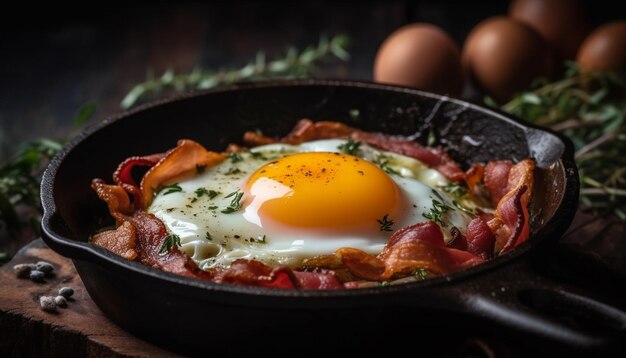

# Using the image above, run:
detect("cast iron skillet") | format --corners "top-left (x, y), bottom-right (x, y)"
top-left (41, 81), bottom-right (625, 355)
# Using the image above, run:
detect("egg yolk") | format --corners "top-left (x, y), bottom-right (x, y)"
top-left (244, 152), bottom-right (400, 230)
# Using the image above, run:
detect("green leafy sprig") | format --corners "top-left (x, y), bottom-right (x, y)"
top-left (491, 63), bottom-right (626, 219)
top-left (0, 139), bottom-right (64, 234)
top-left (121, 34), bottom-right (350, 109)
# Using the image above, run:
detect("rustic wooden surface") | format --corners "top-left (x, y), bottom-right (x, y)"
top-left (0, 239), bottom-right (178, 357)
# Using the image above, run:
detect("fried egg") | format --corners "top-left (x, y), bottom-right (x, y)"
top-left (148, 139), bottom-right (474, 270)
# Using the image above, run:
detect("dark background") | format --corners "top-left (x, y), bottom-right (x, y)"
top-left (1, 0), bottom-right (623, 160)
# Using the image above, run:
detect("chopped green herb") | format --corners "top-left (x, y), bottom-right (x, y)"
top-left (377, 281), bottom-right (390, 287)
top-left (452, 200), bottom-right (474, 216)
top-left (377, 214), bottom-right (394, 232)
top-left (205, 232), bottom-right (212, 241)
top-left (373, 155), bottom-right (400, 175)
top-left (414, 268), bottom-right (428, 280)
top-left (422, 198), bottom-right (452, 227)
top-left (208, 205), bottom-right (218, 210)
top-left (225, 167), bottom-right (242, 175)
top-left (159, 234), bottom-right (181, 254)
top-left (250, 151), bottom-right (268, 160)
top-left (190, 197), bottom-right (198, 203)
top-left (337, 139), bottom-right (362, 156)
top-left (228, 152), bottom-right (243, 163)
top-left (196, 164), bottom-right (207, 174)
top-left (440, 182), bottom-right (467, 199)
top-left (161, 183), bottom-right (182, 195)
top-left (221, 190), bottom-right (244, 213)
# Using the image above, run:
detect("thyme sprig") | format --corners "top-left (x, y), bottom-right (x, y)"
top-left (422, 191), bottom-right (453, 227)
top-left (121, 34), bottom-right (350, 109)
top-left (159, 234), bottom-right (181, 254)
top-left (337, 139), bottom-right (362, 156)
top-left (0, 139), bottom-right (64, 235)
top-left (377, 214), bottom-right (394, 232)
top-left (221, 190), bottom-right (244, 214)
top-left (490, 62), bottom-right (626, 219)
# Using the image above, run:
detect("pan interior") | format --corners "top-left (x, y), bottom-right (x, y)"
top-left (46, 82), bottom-right (569, 277)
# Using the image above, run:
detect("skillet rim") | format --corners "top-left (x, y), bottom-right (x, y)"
top-left (40, 79), bottom-right (579, 299)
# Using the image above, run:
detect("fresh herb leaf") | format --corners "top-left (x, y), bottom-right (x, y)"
top-left (225, 167), bottom-right (242, 175)
top-left (337, 139), bottom-right (362, 155)
top-left (228, 152), bottom-right (243, 163)
top-left (221, 190), bottom-right (243, 214)
top-left (195, 188), bottom-right (219, 199)
top-left (452, 200), bottom-right (474, 216)
top-left (74, 102), bottom-right (96, 128)
top-left (440, 182), bottom-right (467, 199)
top-left (496, 63), bottom-right (626, 219)
top-left (377, 214), bottom-right (394, 232)
top-left (377, 281), bottom-right (390, 287)
top-left (0, 139), bottom-right (63, 233)
top-left (414, 268), bottom-right (428, 280)
top-left (161, 183), bottom-right (182, 195)
top-left (121, 34), bottom-right (350, 109)
top-left (250, 151), bottom-right (268, 160)
top-left (422, 197), bottom-right (452, 227)
top-left (159, 234), bottom-right (181, 254)
top-left (373, 155), bottom-right (400, 175)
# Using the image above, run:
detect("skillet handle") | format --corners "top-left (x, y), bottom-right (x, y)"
top-left (421, 257), bottom-right (626, 354)
top-left (458, 288), bottom-right (626, 352)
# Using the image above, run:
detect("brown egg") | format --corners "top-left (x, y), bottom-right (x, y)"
top-left (509, 0), bottom-right (589, 62)
top-left (462, 16), bottom-right (553, 103)
top-left (577, 21), bottom-right (626, 74)
top-left (373, 23), bottom-right (464, 96)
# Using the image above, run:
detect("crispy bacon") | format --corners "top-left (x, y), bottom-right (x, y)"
top-left (490, 185), bottom-right (530, 254)
top-left (337, 222), bottom-right (484, 280)
top-left (91, 221), bottom-right (138, 260)
top-left (485, 159), bottom-right (534, 254)
top-left (466, 218), bottom-right (496, 260)
top-left (211, 260), bottom-right (344, 289)
top-left (91, 179), bottom-right (212, 279)
top-left (484, 161), bottom-right (514, 206)
top-left (113, 154), bottom-right (164, 210)
top-left (139, 140), bottom-right (225, 209)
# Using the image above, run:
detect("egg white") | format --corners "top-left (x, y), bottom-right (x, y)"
top-left (148, 139), bottom-right (474, 270)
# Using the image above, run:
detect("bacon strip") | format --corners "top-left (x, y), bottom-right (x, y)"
top-left (211, 260), bottom-right (344, 289)
top-left (91, 221), bottom-right (138, 260)
top-left (139, 140), bottom-right (225, 209)
top-left (465, 218), bottom-right (496, 260)
top-left (484, 161), bottom-right (514, 206)
top-left (485, 159), bottom-right (535, 254)
top-left (351, 132), bottom-right (465, 181)
top-left (113, 154), bottom-right (164, 210)
top-left (337, 222), bottom-right (484, 281)
top-left (91, 179), bottom-right (211, 279)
